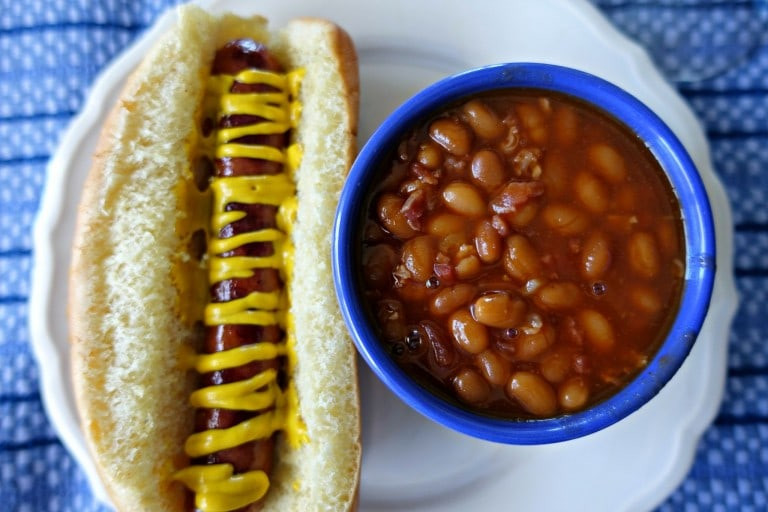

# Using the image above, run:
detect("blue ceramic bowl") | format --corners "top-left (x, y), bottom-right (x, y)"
top-left (332, 63), bottom-right (716, 444)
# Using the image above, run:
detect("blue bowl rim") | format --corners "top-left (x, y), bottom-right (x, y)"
top-left (332, 62), bottom-right (716, 444)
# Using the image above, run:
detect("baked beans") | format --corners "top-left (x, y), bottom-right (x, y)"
top-left (360, 91), bottom-right (684, 418)
top-left (471, 149), bottom-right (507, 191)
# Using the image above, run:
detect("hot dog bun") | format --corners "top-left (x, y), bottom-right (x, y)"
top-left (69, 5), bottom-right (360, 511)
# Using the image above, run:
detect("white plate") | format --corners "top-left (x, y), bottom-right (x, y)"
top-left (29, 0), bottom-right (738, 510)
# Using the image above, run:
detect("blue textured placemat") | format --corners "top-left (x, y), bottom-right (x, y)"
top-left (1, 0), bottom-right (766, 510)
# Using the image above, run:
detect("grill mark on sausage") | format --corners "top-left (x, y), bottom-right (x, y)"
top-left (219, 204), bottom-right (279, 237)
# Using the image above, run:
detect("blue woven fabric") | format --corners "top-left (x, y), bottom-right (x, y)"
top-left (1, 0), bottom-right (766, 510)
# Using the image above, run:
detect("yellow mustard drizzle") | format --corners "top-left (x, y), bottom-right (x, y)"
top-left (173, 64), bottom-right (307, 512)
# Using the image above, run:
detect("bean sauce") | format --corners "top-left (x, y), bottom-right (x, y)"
top-left (359, 91), bottom-right (684, 419)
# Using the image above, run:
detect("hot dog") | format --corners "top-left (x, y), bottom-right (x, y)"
top-left (68, 5), bottom-right (360, 512)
